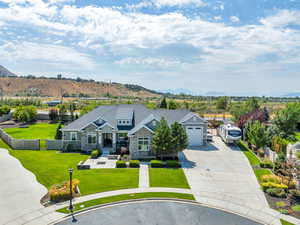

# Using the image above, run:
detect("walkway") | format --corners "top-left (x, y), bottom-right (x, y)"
top-left (0, 148), bottom-right (47, 225)
top-left (139, 163), bottom-right (149, 188)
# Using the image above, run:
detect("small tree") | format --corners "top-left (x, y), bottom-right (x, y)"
top-left (55, 123), bottom-right (63, 140)
top-left (171, 122), bottom-right (188, 158)
top-left (151, 118), bottom-right (173, 159)
top-left (216, 97), bottom-right (228, 110)
top-left (69, 102), bottom-right (76, 121)
top-left (246, 120), bottom-right (268, 152)
top-left (168, 100), bottom-right (178, 110)
top-left (159, 97), bottom-right (168, 109)
top-left (58, 104), bottom-right (66, 122)
top-left (49, 108), bottom-right (58, 122)
top-left (13, 105), bottom-right (37, 122)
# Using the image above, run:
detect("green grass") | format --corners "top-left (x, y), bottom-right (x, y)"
top-left (295, 132), bottom-right (300, 142)
top-left (292, 204), bottom-right (300, 212)
top-left (57, 192), bottom-right (195, 214)
top-left (2, 145), bottom-right (138, 195)
top-left (280, 219), bottom-right (295, 225)
top-left (149, 168), bottom-right (190, 189)
top-left (254, 168), bottom-right (272, 183)
top-left (238, 141), bottom-right (261, 166)
top-left (4, 123), bottom-right (59, 140)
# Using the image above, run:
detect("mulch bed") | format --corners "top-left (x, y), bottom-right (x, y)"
top-left (264, 193), bottom-right (300, 219)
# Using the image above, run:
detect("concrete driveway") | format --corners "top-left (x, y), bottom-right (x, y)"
top-left (179, 136), bottom-right (269, 209)
top-left (0, 148), bottom-right (47, 225)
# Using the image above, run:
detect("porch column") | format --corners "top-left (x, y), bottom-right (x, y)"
top-left (98, 132), bottom-right (102, 148)
top-left (112, 133), bottom-right (116, 151)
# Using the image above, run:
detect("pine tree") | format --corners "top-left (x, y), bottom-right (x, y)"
top-left (171, 122), bottom-right (188, 157)
top-left (55, 123), bottom-right (63, 140)
top-left (159, 97), bottom-right (168, 109)
top-left (151, 118), bottom-right (173, 159)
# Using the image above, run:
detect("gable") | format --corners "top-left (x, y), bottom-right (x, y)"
top-left (181, 113), bottom-right (206, 124)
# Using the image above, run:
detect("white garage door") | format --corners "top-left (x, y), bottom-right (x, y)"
top-left (186, 126), bottom-right (203, 146)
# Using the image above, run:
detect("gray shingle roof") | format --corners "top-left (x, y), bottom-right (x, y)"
top-left (62, 104), bottom-right (192, 131)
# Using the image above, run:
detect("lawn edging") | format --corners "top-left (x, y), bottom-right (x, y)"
top-left (56, 192), bottom-right (195, 214)
top-left (237, 140), bottom-right (261, 166)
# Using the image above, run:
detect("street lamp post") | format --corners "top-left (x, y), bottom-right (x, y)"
top-left (68, 168), bottom-right (73, 212)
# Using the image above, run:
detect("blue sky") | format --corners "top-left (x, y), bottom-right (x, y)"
top-left (0, 0), bottom-right (299, 96)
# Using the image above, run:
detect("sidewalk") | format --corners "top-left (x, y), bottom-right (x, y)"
top-left (139, 163), bottom-right (149, 188)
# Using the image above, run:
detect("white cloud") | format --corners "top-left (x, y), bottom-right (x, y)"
top-left (260, 10), bottom-right (300, 27)
top-left (115, 57), bottom-right (182, 68)
top-left (230, 16), bottom-right (240, 23)
top-left (0, 41), bottom-right (96, 69)
top-left (152, 0), bottom-right (205, 8)
top-left (213, 16), bottom-right (222, 20)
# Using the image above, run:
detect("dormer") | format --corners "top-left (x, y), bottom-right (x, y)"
top-left (116, 107), bottom-right (133, 126)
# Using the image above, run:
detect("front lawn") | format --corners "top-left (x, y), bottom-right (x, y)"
top-left (280, 219), bottom-right (295, 225)
top-left (3, 123), bottom-right (59, 140)
top-left (7, 147), bottom-right (139, 195)
top-left (149, 168), bottom-right (190, 189)
top-left (57, 192), bottom-right (195, 213)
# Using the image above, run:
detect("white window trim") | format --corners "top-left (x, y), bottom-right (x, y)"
top-left (87, 133), bottom-right (97, 144)
top-left (70, 132), bottom-right (77, 141)
top-left (138, 137), bottom-right (150, 151)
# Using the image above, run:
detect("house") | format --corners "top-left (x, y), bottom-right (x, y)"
top-left (61, 104), bottom-right (208, 159)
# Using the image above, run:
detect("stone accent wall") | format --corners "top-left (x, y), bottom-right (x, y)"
top-left (129, 127), bottom-right (154, 159)
top-left (0, 128), bottom-right (40, 150)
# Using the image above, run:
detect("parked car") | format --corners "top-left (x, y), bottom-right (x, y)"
top-left (207, 131), bottom-right (213, 142)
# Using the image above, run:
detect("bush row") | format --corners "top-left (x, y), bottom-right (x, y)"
top-left (150, 160), bottom-right (181, 168)
top-left (116, 160), bottom-right (140, 168)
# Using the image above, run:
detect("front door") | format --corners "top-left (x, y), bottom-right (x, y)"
top-left (102, 133), bottom-right (113, 147)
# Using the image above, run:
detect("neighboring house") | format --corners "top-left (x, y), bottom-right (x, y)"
top-left (61, 104), bottom-right (207, 159)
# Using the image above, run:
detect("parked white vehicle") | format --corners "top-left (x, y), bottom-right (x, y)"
top-left (218, 124), bottom-right (242, 144)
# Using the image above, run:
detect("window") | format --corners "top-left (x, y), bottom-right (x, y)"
top-left (88, 133), bottom-right (97, 144)
top-left (70, 132), bottom-right (77, 141)
top-left (138, 137), bottom-right (150, 151)
top-left (152, 120), bottom-right (157, 126)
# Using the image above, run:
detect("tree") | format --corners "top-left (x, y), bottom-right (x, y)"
top-left (246, 121), bottom-right (268, 152)
top-left (151, 118), bottom-right (173, 159)
top-left (0, 105), bottom-right (10, 116)
top-left (55, 123), bottom-right (63, 140)
top-left (230, 97), bottom-right (261, 122)
top-left (272, 103), bottom-right (300, 139)
top-left (49, 108), bottom-right (58, 122)
top-left (68, 102), bottom-right (76, 121)
top-left (216, 97), bottom-right (228, 110)
top-left (58, 104), bottom-right (67, 122)
top-left (159, 97), bottom-right (168, 109)
top-left (13, 105), bottom-right (37, 122)
top-left (168, 100), bottom-right (178, 110)
top-left (171, 122), bottom-right (188, 157)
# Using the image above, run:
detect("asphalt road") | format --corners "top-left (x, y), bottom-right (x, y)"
top-left (56, 201), bottom-right (263, 225)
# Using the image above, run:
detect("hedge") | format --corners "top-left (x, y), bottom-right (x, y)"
top-left (116, 160), bottom-right (127, 168)
top-left (166, 160), bottom-right (181, 168)
top-left (150, 160), bottom-right (164, 168)
top-left (129, 160), bottom-right (140, 168)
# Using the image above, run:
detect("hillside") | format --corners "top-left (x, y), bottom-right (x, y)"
top-left (0, 66), bottom-right (160, 98)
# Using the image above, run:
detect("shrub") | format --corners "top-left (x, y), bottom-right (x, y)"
top-left (13, 105), bottom-right (37, 122)
top-left (279, 209), bottom-right (289, 215)
top-left (261, 174), bottom-right (281, 184)
top-left (129, 160), bottom-right (140, 168)
top-left (49, 179), bottom-right (80, 202)
top-left (121, 154), bottom-right (129, 161)
top-left (282, 178), bottom-right (296, 189)
top-left (261, 182), bottom-right (288, 192)
top-left (0, 105), bottom-right (10, 116)
top-left (91, 150), bottom-right (99, 159)
top-left (292, 205), bottom-right (300, 212)
top-left (150, 160), bottom-right (164, 168)
top-left (116, 160), bottom-right (127, 168)
top-left (266, 188), bottom-right (286, 198)
top-left (166, 160), bottom-right (181, 168)
top-left (288, 189), bottom-right (300, 205)
top-left (260, 159), bottom-right (274, 169)
top-left (275, 201), bottom-right (287, 208)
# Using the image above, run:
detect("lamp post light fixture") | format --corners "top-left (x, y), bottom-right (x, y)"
top-left (68, 168), bottom-right (73, 212)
